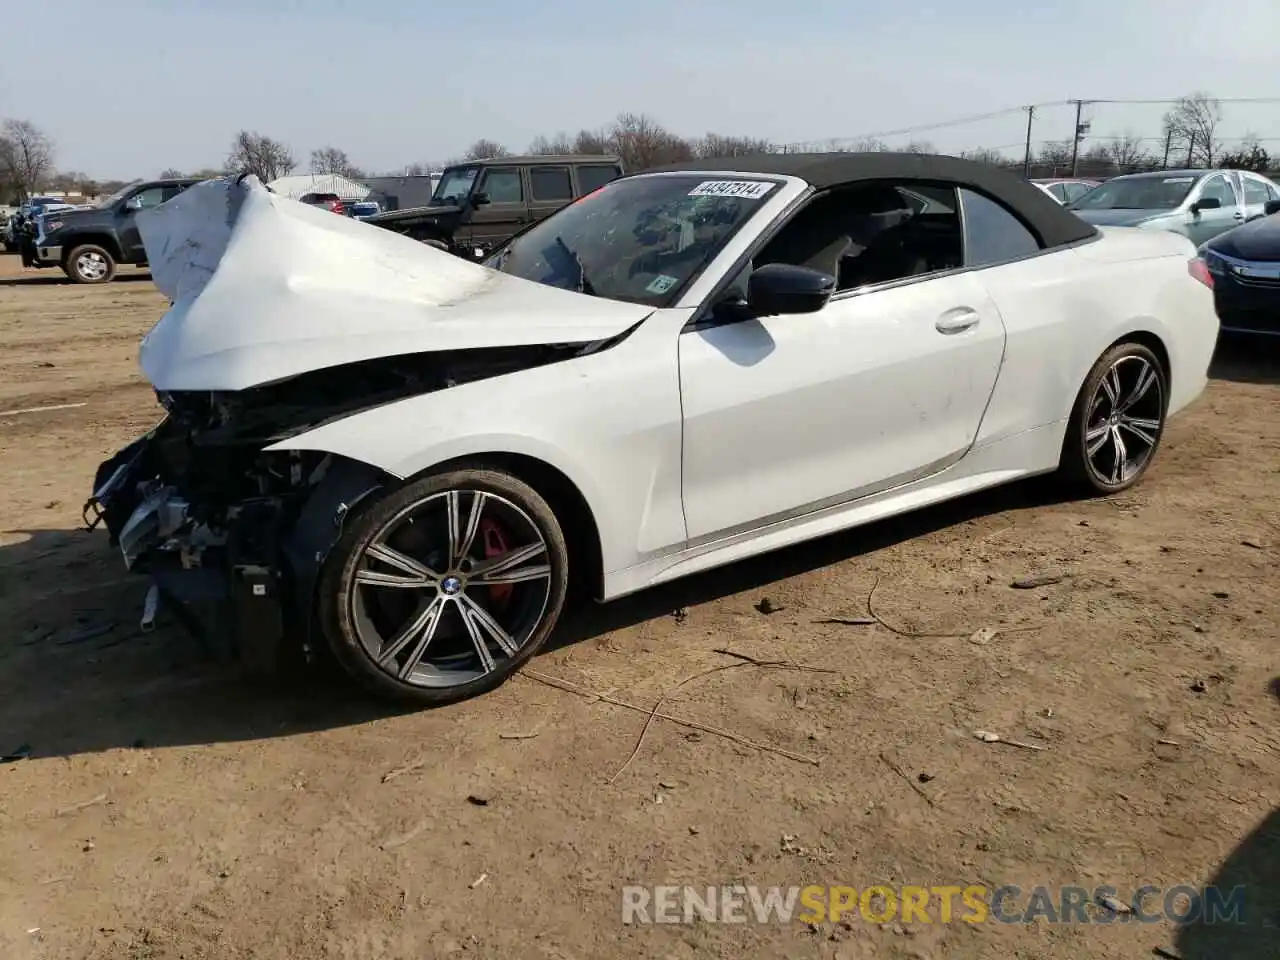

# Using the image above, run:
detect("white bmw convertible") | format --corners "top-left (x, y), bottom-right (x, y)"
top-left (86, 155), bottom-right (1219, 705)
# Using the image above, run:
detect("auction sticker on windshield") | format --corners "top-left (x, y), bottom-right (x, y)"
top-left (688, 180), bottom-right (777, 199)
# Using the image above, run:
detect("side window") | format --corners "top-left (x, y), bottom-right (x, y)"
top-left (576, 164), bottom-right (620, 196)
top-left (959, 189), bottom-right (1041, 266)
top-left (1199, 175), bottom-right (1236, 208)
top-left (161, 184), bottom-right (188, 203)
top-left (1243, 177), bottom-right (1272, 204)
top-left (480, 168), bottom-right (523, 204)
top-left (530, 166), bottom-right (572, 202)
top-left (1049, 183), bottom-right (1069, 202)
top-left (754, 181), bottom-right (964, 292)
top-left (130, 186), bottom-right (167, 210)
top-left (1064, 182), bottom-right (1093, 203)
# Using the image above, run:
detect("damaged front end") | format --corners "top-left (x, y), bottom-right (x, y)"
top-left (83, 345), bottom-right (584, 672)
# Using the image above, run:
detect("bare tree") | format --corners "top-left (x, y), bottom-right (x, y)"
top-left (464, 139), bottom-right (510, 160)
top-left (0, 119), bottom-right (55, 198)
top-left (1162, 92), bottom-right (1223, 167)
top-left (1036, 140), bottom-right (1075, 174)
top-left (572, 129), bottom-right (611, 155)
top-left (692, 133), bottom-right (774, 159)
top-left (159, 167), bottom-right (184, 178)
top-left (225, 131), bottom-right (296, 182)
top-left (959, 147), bottom-right (1008, 166)
top-left (190, 167), bottom-right (224, 180)
top-left (847, 137), bottom-right (890, 152)
top-left (901, 140), bottom-right (936, 154)
top-left (608, 113), bottom-right (693, 170)
top-left (528, 133), bottom-right (574, 155)
top-left (310, 146), bottom-right (364, 179)
top-left (1105, 132), bottom-right (1151, 173)
top-left (1220, 135), bottom-right (1271, 173)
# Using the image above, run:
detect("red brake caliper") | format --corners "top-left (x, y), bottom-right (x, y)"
top-left (479, 518), bottom-right (514, 609)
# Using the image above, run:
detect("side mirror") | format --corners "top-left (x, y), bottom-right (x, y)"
top-left (471, 192), bottom-right (490, 207)
top-left (1265, 199), bottom-right (1280, 216)
top-left (124, 195), bottom-right (143, 211)
top-left (747, 263), bottom-right (836, 316)
top-left (1192, 196), bottom-right (1221, 212)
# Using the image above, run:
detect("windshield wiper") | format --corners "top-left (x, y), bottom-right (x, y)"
top-left (554, 236), bottom-right (596, 296)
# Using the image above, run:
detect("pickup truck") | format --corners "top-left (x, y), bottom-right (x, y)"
top-left (24, 177), bottom-right (201, 282)
top-left (365, 155), bottom-right (624, 259)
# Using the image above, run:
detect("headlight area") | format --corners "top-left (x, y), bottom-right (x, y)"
top-left (93, 396), bottom-right (389, 672)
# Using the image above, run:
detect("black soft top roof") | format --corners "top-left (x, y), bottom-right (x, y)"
top-left (638, 152), bottom-right (1098, 249)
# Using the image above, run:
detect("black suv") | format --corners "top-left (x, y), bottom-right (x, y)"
top-left (365, 155), bottom-right (623, 259)
top-left (25, 177), bottom-right (201, 283)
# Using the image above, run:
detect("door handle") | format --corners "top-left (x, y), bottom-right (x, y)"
top-left (936, 309), bottom-right (980, 334)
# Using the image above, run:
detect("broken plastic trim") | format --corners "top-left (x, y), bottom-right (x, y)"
top-left (160, 324), bottom-right (642, 448)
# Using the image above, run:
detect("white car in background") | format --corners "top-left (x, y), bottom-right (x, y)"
top-left (86, 155), bottom-right (1218, 706)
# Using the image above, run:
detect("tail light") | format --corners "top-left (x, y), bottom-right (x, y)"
top-left (1187, 256), bottom-right (1213, 288)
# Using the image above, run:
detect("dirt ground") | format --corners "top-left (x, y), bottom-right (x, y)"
top-left (0, 253), bottom-right (1276, 960)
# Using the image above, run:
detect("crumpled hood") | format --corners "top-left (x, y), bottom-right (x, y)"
top-left (1067, 208), bottom-right (1163, 227)
top-left (135, 176), bottom-right (652, 392)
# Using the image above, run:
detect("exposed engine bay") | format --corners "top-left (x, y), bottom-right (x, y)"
top-left (83, 342), bottom-right (603, 670)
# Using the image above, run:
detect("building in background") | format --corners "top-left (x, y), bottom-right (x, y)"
top-left (266, 173), bottom-right (373, 202)
top-left (361, 175), bottom-right (440, 212)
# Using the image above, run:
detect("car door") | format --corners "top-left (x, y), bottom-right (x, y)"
top-left (463, 165), bottom-right (531, 255)
top-left (527, 165), bottom-right (574, 224)
top-left (677, 185), bottom-right (1009, 543)
top-left (1186, 173), bottom-right (1241, 244)
top-left (117, 185), bottom-right (168, 262)
top-left (1241, 174), bottom-right (1275, 221)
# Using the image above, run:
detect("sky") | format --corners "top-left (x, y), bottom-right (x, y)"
top-left (3, 0), bottom-right (1279, 180)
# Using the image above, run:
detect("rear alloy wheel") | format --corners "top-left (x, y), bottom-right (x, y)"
top-left (65, 244), bottom-right (117, 284)
top-left (1060, 342), bottom-right (1168, 495)
top-left (318, 468), bottom-right (569, 705)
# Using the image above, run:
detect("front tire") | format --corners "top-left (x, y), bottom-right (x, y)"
top-left (316, 467), bottom-right (569, 706)
top-left (64, 244), bottom-right (117, 284)
top-left (1059, 341), bottom-right (1168, 495)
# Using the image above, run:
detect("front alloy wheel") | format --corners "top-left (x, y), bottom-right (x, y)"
top-left (319, 468), bottom-right (569, 705)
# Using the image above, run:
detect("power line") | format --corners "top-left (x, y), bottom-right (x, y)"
top-left (788, 97), bottom-right (1280, 150)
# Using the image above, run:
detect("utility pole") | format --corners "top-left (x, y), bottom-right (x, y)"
top-left (1185, 133), bottom-right (1195, 167)
top-left (1022, 106), bottom-right (1035, 178)
top-left (1068, 100), bottom-right (1088, 176)
top-left (1162, 130), bottom-right (1173, 169)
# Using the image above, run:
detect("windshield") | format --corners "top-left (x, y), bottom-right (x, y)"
top-left (432, 167), bottom-right (479, 204)
top-left (1069, 176), bottom-right (1197, 211)
top-left (487, 174), bottom-right (780, 306)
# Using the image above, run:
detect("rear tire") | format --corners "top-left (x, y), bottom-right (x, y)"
top-left (1058, 341), bottom-right (1168, 495)
top-left (64, 244), bottom-right (117, 284)
top-left (316, 467), bottom-right (569, 706)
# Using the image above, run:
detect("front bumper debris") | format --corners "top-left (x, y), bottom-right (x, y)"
top-left (84, 421), bottom-right (384, 674)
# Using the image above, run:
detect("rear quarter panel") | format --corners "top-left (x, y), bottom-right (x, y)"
top-left (972, 232), bottom-right (1215, 455)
